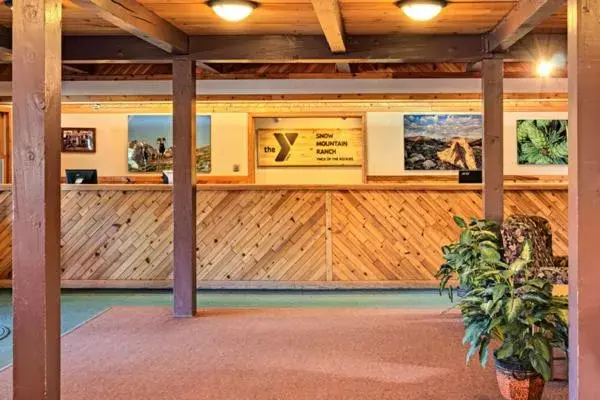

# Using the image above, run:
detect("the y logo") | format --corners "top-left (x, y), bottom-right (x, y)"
top-left (273, 132), bottom-right (298, 162)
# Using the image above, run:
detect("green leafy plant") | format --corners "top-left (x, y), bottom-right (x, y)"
top-left (437, 217), bottom-right (569, 382)
top-left (517, 120), bottom-right (568, 165)
top-left (436, 216), bottom-right (502, 301)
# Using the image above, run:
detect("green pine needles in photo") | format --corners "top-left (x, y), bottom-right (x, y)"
top-left (517, 120), bottom-right (568, 165)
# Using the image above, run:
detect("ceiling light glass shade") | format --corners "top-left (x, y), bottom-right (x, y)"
top-left (208, 0), bottom-right (258, 22)
top-left (536, 60), bottom-right (554, 77)
top-left (396, 0), bottom-right (446, 21)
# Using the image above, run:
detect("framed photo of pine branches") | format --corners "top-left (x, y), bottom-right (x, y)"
top-left (517, 120), bottom-right (568, 165)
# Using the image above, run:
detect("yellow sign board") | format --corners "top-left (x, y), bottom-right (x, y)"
top-left (257, 128), bottom-right (363, 167)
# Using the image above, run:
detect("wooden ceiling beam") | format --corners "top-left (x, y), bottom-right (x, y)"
top-left (465, 61), bottom-right (482, 72)
top-left (62, 64), bottom-right (95, 74)
top-left (62, 35), bottom-right (487, 63)
top-left (503, 33), bottom-right (566, 61)
top-left (62, 36), bottom-right (171, 63)
top-left (311, 0), bottom-right (346, 53)
top-left (335, 63), bottom-right (352, 73)
top-left (196, 62), bottom-right (222, 75)
top-left (187, 35), bottom-right (487, 63)
top-left (69, 0), bottom-right (189, 54)
top-left (60, 33), bottom-right (563, 64)
top-left (486, 0), bottom-right (565, 52)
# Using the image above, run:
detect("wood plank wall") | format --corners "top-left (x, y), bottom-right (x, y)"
top-left (0, 189), bottom-right (568, 285)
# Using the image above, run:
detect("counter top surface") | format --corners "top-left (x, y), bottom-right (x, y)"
top-left (0, 182), bottom-right (568, 191)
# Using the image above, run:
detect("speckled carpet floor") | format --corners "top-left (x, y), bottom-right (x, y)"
top-left (0, 307), bottom-right (568, 400)
top-left (0, 289), bottom-right (455, 368)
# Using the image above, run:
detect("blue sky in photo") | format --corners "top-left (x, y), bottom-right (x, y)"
top-left (404, 114), bottom-right (482, 140)
top-left (128, 115), bottom-right (211, 147)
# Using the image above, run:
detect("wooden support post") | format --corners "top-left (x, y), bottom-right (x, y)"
top-left (12, 0), bottom-right (62, 399)
top-left (172, 58), bottom-right (197, 317)
top-left (568, 0), bottom-right (600, 397)
top-left (325, 192), bottom-right (333, 281)
top-left (481, 58), bottom-right (504, 223)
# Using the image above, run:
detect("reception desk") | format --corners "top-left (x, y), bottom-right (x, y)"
top-left (0, 183), bottom-right (568, 288)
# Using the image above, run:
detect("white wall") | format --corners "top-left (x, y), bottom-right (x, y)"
top-left (61, 113), bottom-right (248, 177)
top-left (367, 112), bottom-right (568, 176)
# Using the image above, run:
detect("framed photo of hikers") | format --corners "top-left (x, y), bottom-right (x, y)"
top-left (61, 128), bottom-right (96, 153)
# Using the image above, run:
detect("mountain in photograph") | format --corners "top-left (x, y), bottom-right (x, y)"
top-left (404, 114), bottom-right (483, 170)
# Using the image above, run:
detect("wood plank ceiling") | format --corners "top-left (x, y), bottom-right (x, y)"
top-left (0, 0), bottom-right (567, 35)
top-left (0, 0), bottom-right (568, 79)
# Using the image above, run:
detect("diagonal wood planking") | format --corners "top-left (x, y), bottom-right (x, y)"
top-left (195, 191), bottom-right (327, 281)
top-left (0, 189), bottom-right (568, 282)
top-left (331, 190), bottom-right (568, 281)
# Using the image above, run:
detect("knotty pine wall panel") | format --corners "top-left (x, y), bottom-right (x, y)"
top-left (0, 190), bottom-right (10, 278)
top-left (331, 191), bottom-right (480, 281)
top-left (331, 190), bottom-right (568, 281)
top-left (0, 189), bottom-right (567, 283)
top-left (195, 190), bottom-right (327, 281)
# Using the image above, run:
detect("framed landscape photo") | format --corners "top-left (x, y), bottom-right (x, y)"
top-left (61, 128), bottom-right (96, 153)
top-left (403, 114), bottom-right (482, 170)
top-left (517, 119), bottom-right (568, 165)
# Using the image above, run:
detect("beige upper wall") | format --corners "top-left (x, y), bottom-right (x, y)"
top-left (61, 113), bottom-right (248, 177)
top-left (367, 112), bottom-right (568, 176)
top-left (60, 109), bottom-right (566, 181)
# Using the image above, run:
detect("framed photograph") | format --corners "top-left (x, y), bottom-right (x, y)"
top-left (404, 114), bottom-right (482, 170)
top-left (517, 120), bottom-right (568, 165)
top-left (61, 128), bottom-right (96, 153)
top-left (127, 115), bottom-right (211, 173)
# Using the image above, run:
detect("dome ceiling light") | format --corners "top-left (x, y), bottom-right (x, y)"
top-left (207, 0), bottom-right (258, 22)
top-left (536, 60), bottom-right (554, 77)
top-left (396, 0), bottom-right (447, 21)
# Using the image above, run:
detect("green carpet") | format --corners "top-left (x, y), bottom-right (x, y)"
top-left (0, 289), bottom-right (453, 369)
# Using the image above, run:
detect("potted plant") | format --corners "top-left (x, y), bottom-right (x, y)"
top-left (438, 216), bottom-right (568, 400)
top-left (437, 216), bottom-right (502, 300)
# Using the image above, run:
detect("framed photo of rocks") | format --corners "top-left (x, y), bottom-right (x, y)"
top-left (403, 114), bottom-right (482, 171)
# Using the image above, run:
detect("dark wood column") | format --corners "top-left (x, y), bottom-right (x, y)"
top-left (481, 58), bottom-right (504, 223)
top-left (172, 58), bottom-right (197, 317)
top-left (568, 0), bottom-right (600, 397)
top-left (12, 0), bottom-right (62, 399)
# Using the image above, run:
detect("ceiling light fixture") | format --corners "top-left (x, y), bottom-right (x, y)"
top-left (396, 0), bottom-right (447, 21)
top-left (536, 60), bottom-right (554, 77)
top-left (207, 0), bottom-right (258, 22)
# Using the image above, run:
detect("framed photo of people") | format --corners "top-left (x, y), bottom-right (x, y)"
top-left (61, 128), bottom-right (97, 153)
top-left (127, 115), bottom-right (211, 173)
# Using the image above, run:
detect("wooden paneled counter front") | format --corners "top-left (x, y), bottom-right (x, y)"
top-left (0, 183), bottom-right (568, 288)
